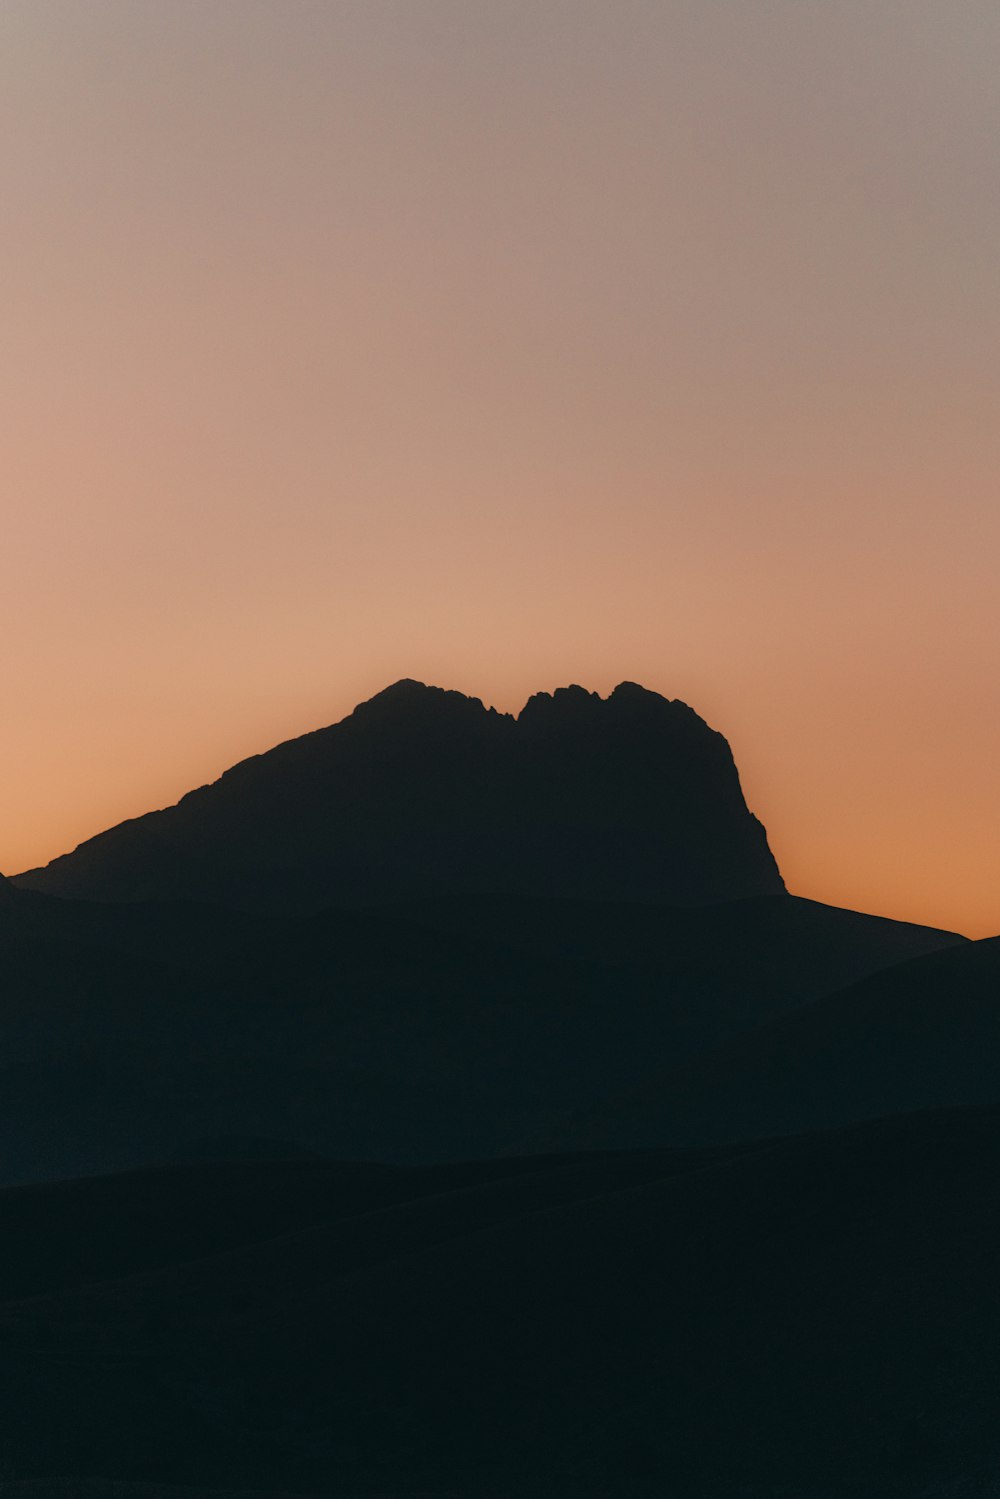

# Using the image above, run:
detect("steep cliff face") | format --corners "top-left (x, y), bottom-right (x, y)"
top-left (14, 680), bottom-right (784, 911)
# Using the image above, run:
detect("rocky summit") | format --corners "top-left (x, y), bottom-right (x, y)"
top-left (14, 680), bottom-right (784, 911)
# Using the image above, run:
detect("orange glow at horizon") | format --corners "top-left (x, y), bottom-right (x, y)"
top-left (3, 2), bottom-right (999, 938)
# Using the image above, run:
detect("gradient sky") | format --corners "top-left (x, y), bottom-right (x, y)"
top-left (3, 0), bottom-right (999, 935)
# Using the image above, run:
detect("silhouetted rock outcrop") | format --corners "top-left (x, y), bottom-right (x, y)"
top-left (13, 680), bottom-right (784, 910)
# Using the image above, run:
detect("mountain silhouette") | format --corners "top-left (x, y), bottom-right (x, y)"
top-left (13, 680), bottom-right (784, 910)
top-left (3, 677), bottom-right (998, 1496)
top-left (0, 682), bottom-right (967, 1183)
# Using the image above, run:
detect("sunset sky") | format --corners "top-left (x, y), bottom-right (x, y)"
top-left (3, 1), bottom-right (999, 935)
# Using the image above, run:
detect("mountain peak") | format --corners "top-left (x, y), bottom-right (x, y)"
top-left (517, 684), bottom-right (600, 723)
top-left (516, 682), bottom-right (708, 738)
top-left (609, 680), bottom-right (677, 706)
top-left (366, 677), bottom-right (433, 701)
top-left (14, 678), bottom-right (784, 910)
top-left (352, 679), bottom-right (498, 726)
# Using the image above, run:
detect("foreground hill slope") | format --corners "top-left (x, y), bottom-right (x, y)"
top-left (2, 1110), bottom-right (1000, 1496)
top-left (0, 882), bottom-right (963, 1182)
top-left (556, 935), bottom-right (1000, 1151)
top-left (13, 680), bottom-right (784, 909)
